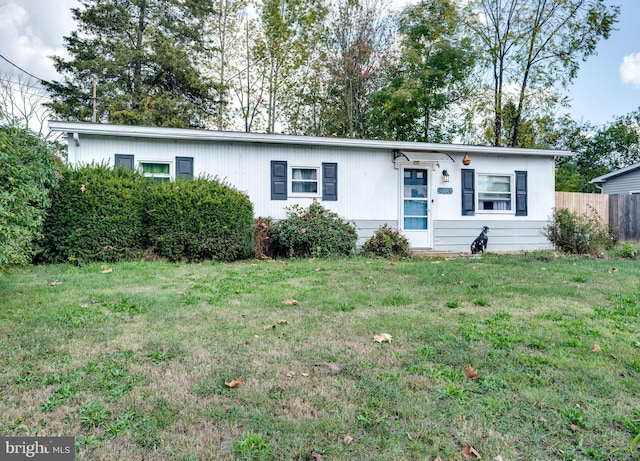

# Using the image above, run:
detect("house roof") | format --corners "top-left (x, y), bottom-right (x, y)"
top-left (590, 162), bottom-right (640, 183)
top-left (49, 121), bottom-right (572, 158)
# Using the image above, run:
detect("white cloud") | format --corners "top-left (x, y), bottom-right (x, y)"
top-left (620, 52), bottom-right (640, 88)
top-left (0, 0), bottom-right (75, 82)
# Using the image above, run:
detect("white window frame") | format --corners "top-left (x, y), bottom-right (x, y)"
top-left (476, 172), bottom-right (514, 213)
top-left (289, 165), bottom-right (321, 197)
top-left (139, 161), bottom-right (173, 182)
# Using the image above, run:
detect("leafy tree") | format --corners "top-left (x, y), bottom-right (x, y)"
top-left (368, 0), bottom-right (475, 142)
top-left (206, 0), bottom-right (248, 130)
top-left (0, 125), bottom-right (60, 266)
top-left (44, 0), bottom-right (216, 128)
top-left (552, 110), bottom-right (640, 192)
top-left (466, 0), bottom-right (619, 147)
top-left (322, 0), bottom-right (395, 138)
top-left (250, 0), bottom-right (327, 133)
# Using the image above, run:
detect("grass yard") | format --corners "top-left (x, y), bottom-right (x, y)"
top-left (1, 253), bottom-right (639, 460)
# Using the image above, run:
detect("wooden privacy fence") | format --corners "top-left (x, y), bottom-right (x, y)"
top-left (555, 192), bottom-right (640, 241)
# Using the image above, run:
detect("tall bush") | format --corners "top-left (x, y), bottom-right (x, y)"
top-left (39, 164), bottom-right (146, 264)
top-left (144, 177), bottom-right (254, 262)
top-left (0, 125), bottom-right (60, 266)
top-left (270, 201), bottom-right (357, 258)
top-left (543, 207), bottom-right (617, 256)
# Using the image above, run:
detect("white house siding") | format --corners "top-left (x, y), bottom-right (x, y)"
top-left (57, 122), bottom-right (568, 252)
top-left (433, 220), bottom-right (551, 252)
top-left (69, 134), bottom-right (401, 235)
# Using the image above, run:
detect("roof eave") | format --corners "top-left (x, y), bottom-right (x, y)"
top-left (49, 120), bottom-right (573, 158)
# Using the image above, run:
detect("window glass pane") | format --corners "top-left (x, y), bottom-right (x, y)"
top-left (479, 175), bottom-right (510, 192)
top-left (404, 185), bottom-right (427, 198)
top-left (141, 163), bottom-right (170, 175)
top-left (292, 168), bottom-right (317, 180)
top-left (404, 200), bottom-right (427, 216)
top-left (404, 217), bottom-right (428, 230)
top-left (292, 181), bottom-right (318, 193)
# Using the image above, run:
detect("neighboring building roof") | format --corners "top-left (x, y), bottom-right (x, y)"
top-left (49, 121), bottom-right (572, 158)
top-left (590, 162), bottom-right (640, 184)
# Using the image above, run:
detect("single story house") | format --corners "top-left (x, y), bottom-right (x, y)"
top-left (49, 121), bottom-right (571, 253)
top-left (590, 162), bottom-right (640, 194)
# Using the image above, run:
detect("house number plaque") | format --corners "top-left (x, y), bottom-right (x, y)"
top-left (437, 188), bottom-right (453, 195)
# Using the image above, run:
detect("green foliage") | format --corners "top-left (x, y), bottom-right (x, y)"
top-left (144, 177), bottom-right (254, 262)
top-left (44, 0), bottom-right (216, 127)
top-left (543, 208), bottom-right (617, 256)
top-left (0, 125), bottom-right (60, 266)
top-left (233, 433), bottom-right (271, 458)
top-left (368, 0), bottom-right (474, 142)
top-left (39, 164), bottom-right (146, 264)
top-left (270, 201), bottom-right (357, 258)
top-left (362, 224), bottom-right (410, 258)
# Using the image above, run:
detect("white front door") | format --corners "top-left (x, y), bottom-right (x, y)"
top-left (401, 167), bottom-right (431, 248)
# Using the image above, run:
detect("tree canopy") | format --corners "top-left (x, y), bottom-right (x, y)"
top-left (45, 0), bottom-right (216, 128)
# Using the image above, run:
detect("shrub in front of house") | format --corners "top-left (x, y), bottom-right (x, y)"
top-left (254, 217), bottom-right (275, 259)
top-left (39, 163), bottom-right (146, 264)
top-left (270, 202), bottom-right (357, 258)
top-left (362, 224), bottom-right (410, 258)
top-left (543, 207), bottom-right (617, 256)
top-left (144, 177), bottom-right (254, 262)
top-left (0, 125), bottom-right (61, 266)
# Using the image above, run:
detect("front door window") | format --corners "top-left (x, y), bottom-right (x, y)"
top-left (404, 169), bottom-right (428, 229)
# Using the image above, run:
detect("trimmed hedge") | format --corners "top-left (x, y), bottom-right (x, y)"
top-left (143, 177), bottom-right (254, 262)
top-left (40, 166), bottom-right (254, 264)
top-left (39, 164), bottom-right (146, 264)
top-left (362, 224), bottom-right (410, 258)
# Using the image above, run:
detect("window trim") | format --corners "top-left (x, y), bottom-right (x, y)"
top-left (476, 172), bottom-right (514, 213)
top-left (289, 165), bottom-right (321, 197)
top-left (139, 160), bottom-right (173, 182)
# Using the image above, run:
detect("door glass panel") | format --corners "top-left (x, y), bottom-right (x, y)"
top-left (404, 200), bottom-right (427, 215)
top-left (404, 217), bottom-right (428, 230)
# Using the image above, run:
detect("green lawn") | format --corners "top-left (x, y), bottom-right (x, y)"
top-left (1, 253), bottom-right (639, 460)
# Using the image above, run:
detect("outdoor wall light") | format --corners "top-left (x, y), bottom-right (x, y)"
top-left (442, 170), bottom-right (450, 182)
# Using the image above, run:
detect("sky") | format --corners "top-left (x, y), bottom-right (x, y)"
top-left (0, 0), bottom-right (638, 129)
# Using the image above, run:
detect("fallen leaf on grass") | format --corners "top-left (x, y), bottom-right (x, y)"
top-left (311, 451), bottom-right (323, 461)
top-left (286, 371), bottom-right (295, 378)
top-left (80, 184), bottom-right (86, 193)
top-left (455, 280), bottom-right (464, 285)
top-left (263, 324), bottom-right (276, 330)
top-left (276, 319), bottom-right (289, 324)
top-left (224, 376), bottom-right (245, 388)
top-left (373, 333), bottom-right (393, 343)
top-left (282, 299), bottom-right (298, 306)
top-left (101, 268), bottom-right (113, 274)
top-left (343, 435), bottom-right (353, 444)
top-left (49, 280), bottom-right (61, 286)
top-left (464, 365), bottom-right (479, 379)
top-left (592, 344), bottom-right (602, 352)
top-left (609, 267), bottom-right (617, 273)
top-left (462, 443), bottom-right (481, 458)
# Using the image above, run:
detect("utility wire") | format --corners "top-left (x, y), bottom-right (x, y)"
top-left (0, 53), bottom-right (50, 85)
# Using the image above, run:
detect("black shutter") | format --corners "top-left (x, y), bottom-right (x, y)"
top-left (322, 163), bottom-right (338, 201)
top-left (461, 168), bottom-right (475, 216)
top-left (515, 170), bottom-right (527, 216)
top-left (271, 160), bottom-right (287, 200)
top-left (176, 156), bottom-right (194, 179)
top-left (115, 154), bottom-right (134, 170)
